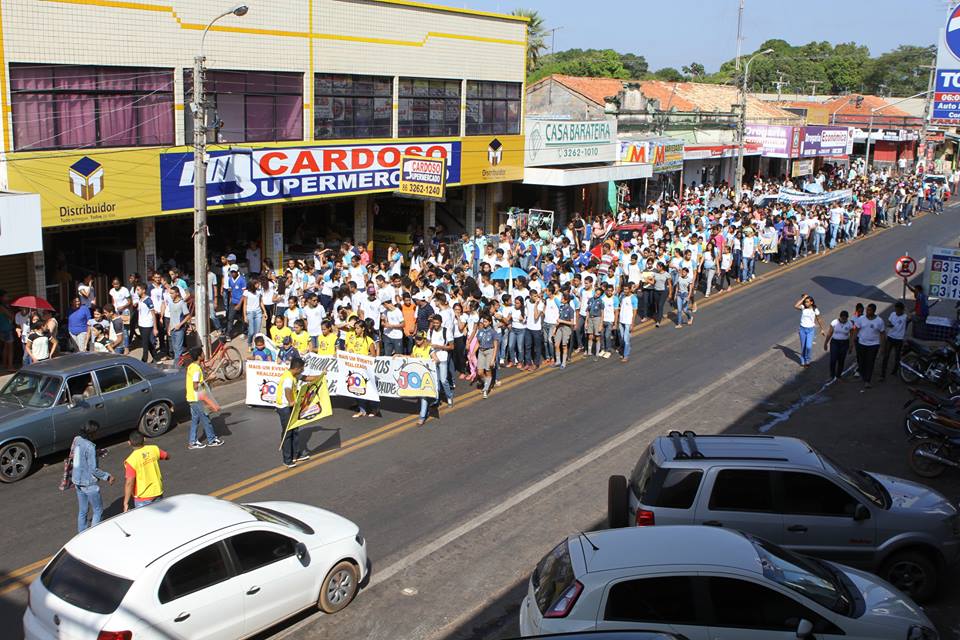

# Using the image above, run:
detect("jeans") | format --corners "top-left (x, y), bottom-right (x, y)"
top-left (739, 257), bottom-right (755, 282)
top-left (76, 484), bottom-right (103, 532)
top-left (382, 336), bottom-right (403, 356)
top-left (525, 328), bottom-right (543, 366)
top-left (227, 303), bottom-right (241, 338)
top-left (277, 406), bottom-right (298, 464)
top-left (798, 326), bottom-right (815, 365)
top-left (246, 309), bottom-right (263, 346)
top-left (418, 397), bottom-right (431, 420)
top-left (542, 323), bottom-right (555, 360)
top-left (829, 338), bottom-right (849, 379)
top-left (134, 495), bottom-right (161, 509)
top-left (209, 302), bottom-right (222, 331)
top-left (702, 268), bottom-right (716, 296)
top-left (620, 323), bottom-right (632, 358)
top-left (675, 293), bottom-right (692, 326)
top-left (169, 327), bottom-right (186, 364)
top-left (602, 321), bottom-right (614, 352)
top-left (436, 358), bottom-right (453, 402)
top-left (188, 402), bottom-right (217, 444)
top-left (653, 290), bottom-right (667, 324)
top-left (509, 327), bottom-right (525, 364)
top-left (812, 231), bottom-right (825, 254)
top-left (828, 223), bottom-right (839, 248)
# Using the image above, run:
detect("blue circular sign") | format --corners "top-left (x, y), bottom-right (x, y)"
top-left (947, 6), bottom-right (960, 59)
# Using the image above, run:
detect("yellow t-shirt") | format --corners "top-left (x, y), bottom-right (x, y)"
top-left (316, 332), bottom-right (337, 355)
top-left (124, 445), bottom-right (164, 499)
top-left (269, 325), bottom-right (292, 345)
top-left (275, 370), bottom-right (298, 408)
top-left (411, 344), bottom-right (432, 360)
top-left (345, 334), bottom-right (373, 355)
top-left (291, 330), bottom-right (311, 354)
top-left (185, 362), bottom-right (203, 403)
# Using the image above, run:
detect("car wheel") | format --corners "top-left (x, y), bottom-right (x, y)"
top-left (881, 550), bottom-right (939, 603)
top-left (903, 404), bottom-right (936, 438)
top-left (318, 561), bottom-right (359, 614)
top-left (222, 347), bottom-right (243, 381)
top-left (908, 440), bottom-right (947, 478)
top-left (0, 441), bottom-right (33, 483)
top-left (139, 403), bottom-right (172, 437)
top-left (898, 355), bottom-right (922, 384)
top-left (608, 475), bottom-right (629, 528)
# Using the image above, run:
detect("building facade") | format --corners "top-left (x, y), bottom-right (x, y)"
top-left (0, 0), bottom-right (528, 303)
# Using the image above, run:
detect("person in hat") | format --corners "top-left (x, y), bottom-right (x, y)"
top-left (226, 264), bottom-right (246, 339)
top-left (277, 335), bottom-right (298, 362)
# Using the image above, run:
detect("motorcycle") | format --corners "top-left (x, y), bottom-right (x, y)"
top-left (908, 415), bottom-right (960, 478)
top-left (902, 387), bottom-right (960, 437)
top-left (898, 337), bottom-right (960, 395)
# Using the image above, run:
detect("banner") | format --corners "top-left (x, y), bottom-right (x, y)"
top-left (398, 155), bottom-right (447, 201)
top-left (755, 188), bottom-right (853, 206)
top-left (799, 126), bottom-right (851, 158)
top-left (245, 354), bottom-right (439, 406)
top-left (744, 124), bottom-right (799, 158)
top-left (286, 376), bottom-right (333, 431)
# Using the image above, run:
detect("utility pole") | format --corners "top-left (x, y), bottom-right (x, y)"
top-left (546, 26), bottom-right (563, 55)
top-left (919, 60), bottom-right (937, 172)
top-left (806, 80), bottom-right (823, 96)
top-left (735, 0), bottom-right (745, 72)
top-left (736, 48), bottom-right (774, 202)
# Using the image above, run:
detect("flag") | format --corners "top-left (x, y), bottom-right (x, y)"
top-left (285, 374), bottom-right (333, 433)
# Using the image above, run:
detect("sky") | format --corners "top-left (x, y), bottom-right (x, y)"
top-left (433, 0), bottom-right (951, 71)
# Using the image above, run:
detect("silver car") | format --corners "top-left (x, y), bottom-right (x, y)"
top-left (519, 525), bottom-right (938, 640)
top-left (608, 432), bottom-right (960, 602)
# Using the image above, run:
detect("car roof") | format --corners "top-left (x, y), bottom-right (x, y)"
top-left (64, 494), bottom-right (255, 579)
top-left (22, 353), bottom-right (134, 377)
top-left (653, 433), bottom-right (824, 470)
top-left (517, 632), bottom-right (681, 640)
top-left (576, 526), bottom-right (760, 576)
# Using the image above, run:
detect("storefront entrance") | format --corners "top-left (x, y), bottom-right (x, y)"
top-left (44, 221), bottom-right (137, 312)
top-left (155, 207), bottom-right (265, 274)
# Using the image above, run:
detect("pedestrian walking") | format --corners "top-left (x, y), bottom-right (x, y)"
top-left (122, 431), bottom-right (169, 511)
top-left (823, 310), bottom-right (853, 382)
top-left (68, 421), bottom-right (114, 532)
top-left (794, 294), bottom-right (824, 367)
top-left (880, 301), bottom-right (908, 382)
top-left (276, 356), bottom-right (312, 468)
top-left (852, 303), bottom-right (886, 391)
top-left (185, 347), bottom-right (223, 449)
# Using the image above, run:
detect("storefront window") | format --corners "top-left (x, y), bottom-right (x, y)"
top-left (466, 81), bottom-right (520, 135)
top-left (398, 78), bottom-right (460, 137)
top-left (314, 74), bottom-right (392, 139)
top-left (184, 70), bottom-right (303, 143)
top-left (10, 64), bottom-right (174, 151)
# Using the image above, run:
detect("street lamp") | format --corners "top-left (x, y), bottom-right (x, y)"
top-left (863, 89), bottom-right (932, 172)
top-left (193, 5), bottom-right (248, 357)
top-left (735, 48), bottom-right (774, 202)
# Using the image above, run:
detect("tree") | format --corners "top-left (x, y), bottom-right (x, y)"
top-left (512, 8), bottom-right (547, 73)
top-left (620, 53), bottom-right (649, 78)
top-left (529, 48), bottom-right (629, 83)
top-left (652, 67), bottom-right (684, 82)
top-left (682, 62), bottom-right (705, 79)
top-left (862, 44), bottom-right (936, 95)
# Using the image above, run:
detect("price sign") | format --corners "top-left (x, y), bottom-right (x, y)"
top-left (894, 255), bottom-right (917, 278)
top-left (925, 245), bottom-right (960, 301)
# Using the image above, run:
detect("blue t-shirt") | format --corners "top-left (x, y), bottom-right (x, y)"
top-left (68, 305), bottom-right (91, 335)
top-left (229, 275), bottom-right (247, 305)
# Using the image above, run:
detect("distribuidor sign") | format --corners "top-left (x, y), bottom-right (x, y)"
top-left (398, 155), bottom-right (446, 201)
top-left (525, 119), bottom-right (617, 167)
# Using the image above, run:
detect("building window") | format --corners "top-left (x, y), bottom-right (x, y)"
top-left (184, 70), bottom-right (303, 143)
top-left (10, 64), bottom-right (174, 151)
top-left (314, 74), bottom-right (392, 140)
top-left (398, 78), bottom-right (460, 138)
top-left (466, 81), bottom-right (521, 135)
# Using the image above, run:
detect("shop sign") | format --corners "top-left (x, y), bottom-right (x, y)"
top-left (397, 155), bottom-right (447, 201)
top-left (791, 159), bottom-right (815, 177)
top-left (0, 193), bottom-right (42, 255)
top-left (927, 130), bottom-right (946, 142)
top-left (525, 119), bottom-right (617, 166)
top-left (618, 138), bottom-right (684, 173)
top-left (744, 124), bottom-right (797, 158)
top-left (6, 148), bottom-right (162, 227)
top-left (882, 130), bottom-right (903, 141)
top-left (799, 126), bottom-right (850, 158)
top-left (935, 6), bottom-right (960, 123)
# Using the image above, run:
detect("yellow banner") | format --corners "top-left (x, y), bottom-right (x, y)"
top-left (285, 375), bottom-right (333, 432)
top-left (459, 134), bottom-right (524, 185)
top-left (6, 148), bottom-right (163, 228)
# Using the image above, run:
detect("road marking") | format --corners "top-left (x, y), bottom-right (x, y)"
top-left (0, 209), bottom-right (945, 597)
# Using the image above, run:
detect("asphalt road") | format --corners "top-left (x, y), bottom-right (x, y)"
top-left (2, 205), bottom-right (959, 639)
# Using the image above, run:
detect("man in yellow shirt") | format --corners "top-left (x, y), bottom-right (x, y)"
top-left (185, 347), bottom-right (223, 449)
top-left (276, 356), bottom-right (310, 468)
top-left (123, 431), bottom-right (169, 511)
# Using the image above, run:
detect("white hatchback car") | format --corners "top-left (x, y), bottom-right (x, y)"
top-left (519, 526), bottom-right (938, 640)
top-left (23, 494), bottom-right (369, 640)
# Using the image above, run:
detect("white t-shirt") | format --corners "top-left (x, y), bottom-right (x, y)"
top-left (526, 300), bottom-right (544, 330)
top-left (887, 312), bottom-right (907, 341)
top-left (830, 318), bottom-right (853, 340)
top-left (242, 290), bottom-right (262, 309)
top-left (429, 328), bottom-right (449, 361)
top-left (383, 308), bottom-right (404, 340)
top-left (510, 307), bottom-right (526, 330)
top-left (109, 286), bottom-right (131, 313)
top-left (619, 294), bottom-right (636, 326)
top-left (303, 305), bottom-right (326, 336)
top-left (854, 315), bottom-right (885, 346)
top-left (799, 307), bottom-right (820, 329)
top-left (359, 298), bottom-right (382, 330)
top-left (137, 298), bottom-right (156, 328)
top-left (542, 298), bottom-right (560, 324)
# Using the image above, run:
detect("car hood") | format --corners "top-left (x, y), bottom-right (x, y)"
top-left (247, 501), bottom-right (359, 544)
top-left (869, 471), bottom-right (957, 516)
top-left (837, 564), bottom-right (933, 628)
top-left (0, 401), bottom-right (39, 425)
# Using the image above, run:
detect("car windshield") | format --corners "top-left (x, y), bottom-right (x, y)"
top-left (747, 534), bottom-right (851, 615)
top-left (0, 372), bottom-right (61, 408)
top-left (532, 540), bottom-right (575, 615)
top-left (239, 504), bottom-right (314, 535)
top-left (817, 451), bottom-right (886, 507)
top-left (40, 550), bottom-right (133, 615)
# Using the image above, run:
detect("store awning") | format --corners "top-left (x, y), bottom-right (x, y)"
top-left (0, 192), bottom-right (43, 256)
top-left (523, 163), bottom-right (652, 186)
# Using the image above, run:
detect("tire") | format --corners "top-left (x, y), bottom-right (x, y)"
top-left (318, 561), bottom-right (359, 614)
top-left (908, 440), bottom-right (948, 478)
top-left (222, 346), bottom-right (243, 381)
top-left (881, 550), bottom-right (939, 603)
top-left (608, 475), bottom-right (629, 529)
top-left (0, 441), bottom-right (34, 483)
top-left (139, 402), bottom-right (173, 437)
top-left (903, 404), bottom-right (937, 438)
top-left (898, 355), bottom-right (922, 384)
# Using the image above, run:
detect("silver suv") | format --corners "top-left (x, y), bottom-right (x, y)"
top-left (607, 432), bottom-right (960, 602)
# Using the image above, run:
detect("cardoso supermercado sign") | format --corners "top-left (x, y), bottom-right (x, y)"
top-left (525, 118), bottom-right (618, 167)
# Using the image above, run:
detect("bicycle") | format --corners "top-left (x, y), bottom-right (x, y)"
top-left (177, 334), bottom-right (244, 382)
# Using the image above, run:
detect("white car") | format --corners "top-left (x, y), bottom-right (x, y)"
top-left (24, 494), bottom-right (369, 640)
top-left (519, 526), bottom-right (938, 640)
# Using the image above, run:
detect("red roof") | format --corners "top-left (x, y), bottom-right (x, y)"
top-left (538, 74), bottom-right (626, 106)
top-left (820, 94), bottom-right (911, 118)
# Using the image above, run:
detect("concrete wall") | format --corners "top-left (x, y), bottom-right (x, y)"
top-left (526, 80), bottom-right (606, 119)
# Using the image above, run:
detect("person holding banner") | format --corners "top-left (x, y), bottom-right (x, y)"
top-left (276, 356), bottom-right (311, 467)
top-left (346, 320), bottom-right (380, 418)
top-left (404, 332), bottom-right (438, 426)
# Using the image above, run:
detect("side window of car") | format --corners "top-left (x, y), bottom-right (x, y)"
top-left (604, 576), bottom-right (698, 624)
top-left (648, 469), bottom-right (703, 509)
top-left (780, 472), bottom-right (859, 517)
top-left (708, 469), bottom-right (774, 512)
top-left (65, 373), bottom-right (97, 401)
top-left (159, 543), bottom-right (232, 604)
top-left (227, 531), bottom-right (296, 573)
top-left (124, 366), bottom-right (145, 385)
top-left (707, 577), bottom-right (841, 634)
top-left (95, 366), bottom-right (129, 394)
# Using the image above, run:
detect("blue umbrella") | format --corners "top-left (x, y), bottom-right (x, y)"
top-left (490, 267), bottom-right (527, 281)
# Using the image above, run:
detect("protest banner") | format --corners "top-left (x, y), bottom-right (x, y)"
top-left (245, 360), bottom-right (289, 407)
top-left (286, 376), bottom-right (334, 431)
top-left (373, 356), bottom-right (439, 399)
top-left (333, 350), bottom-right (380, 402)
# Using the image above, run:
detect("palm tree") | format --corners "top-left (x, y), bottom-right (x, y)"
top-left (511, 8), bottom-right (547, 73)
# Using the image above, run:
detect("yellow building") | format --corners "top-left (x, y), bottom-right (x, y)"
top-left (0, 0), bottom-right (527, 301)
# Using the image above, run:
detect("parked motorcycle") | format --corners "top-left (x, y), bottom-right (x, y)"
top-left (898, 337), bottom-right (960, 394)
top-left (902, 387), bottom-right (960, 438)
top-left (907, 412), bottom-right (960, 478)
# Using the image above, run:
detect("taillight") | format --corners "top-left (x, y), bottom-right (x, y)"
top-left (636, 509), bottom-right (655, 527)
top-left (97, 632), bottom-right (132, 640)
top-left (543, 580), bottom-right (583, 618)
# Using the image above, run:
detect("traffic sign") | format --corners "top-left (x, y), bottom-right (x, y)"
top-left (895, 255), bottom-right (917, 279)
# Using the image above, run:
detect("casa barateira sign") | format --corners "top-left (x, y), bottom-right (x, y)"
top-left (525, 118), bottom-right (618, 167)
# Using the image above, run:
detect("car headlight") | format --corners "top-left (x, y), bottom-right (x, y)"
top-left (908, 625), bottom-right (938, 640)
top-left (355, 533), bottom-right (365, 546)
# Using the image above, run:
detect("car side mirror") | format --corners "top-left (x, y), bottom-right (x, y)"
top-left (796, 618), bottom-right (814, 639)
top-left (295, 542), bottom-right (308, 562)
top-left (853, 504), bottom-right (870, 521)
